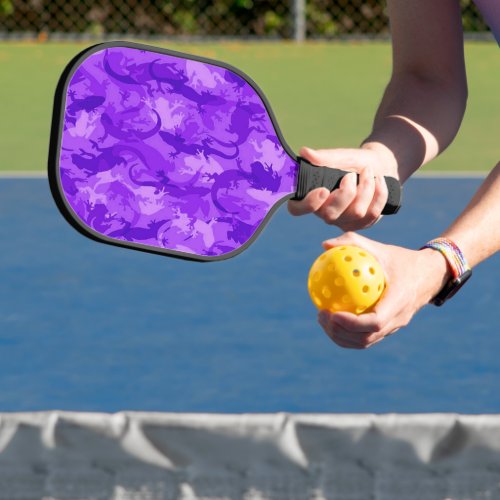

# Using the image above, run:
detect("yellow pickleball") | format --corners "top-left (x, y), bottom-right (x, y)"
top-left (308, 245), bottom-right (385, 314)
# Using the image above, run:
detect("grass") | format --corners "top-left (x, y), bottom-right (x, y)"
top-left (0, 40), bottom-right (497, 172)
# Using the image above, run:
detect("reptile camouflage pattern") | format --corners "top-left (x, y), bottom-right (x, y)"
top-left (55, 43), bottom-right (298, 260)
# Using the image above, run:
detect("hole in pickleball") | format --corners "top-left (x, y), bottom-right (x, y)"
top-left (369, 267), bottom-right (376, 275)
top-left (362, 285), bottom-right (369, 293)
top-left (344, 256), bottom-right (352, 262)
top-left (359, 252), bottom-right (366, 257)
top-left (322, 286), bottom-right (332, 299)
top-left (313, 271), bottom-right (321, 282)
top-left (342, 295), bottom-right (351, 304)
top-left (378, 284), bottom-right (382, 291)
top-left (352, 269), bottom-right (360, 277)
top-left (356, 306), bottom-right (366, 314)
top-left (327, 264), bottom-right (335, 272)
top-left (334, 277), bottom-right (344, 287)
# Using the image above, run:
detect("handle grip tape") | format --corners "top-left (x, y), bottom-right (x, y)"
top-left (292, 157), bottom-right (402, 215)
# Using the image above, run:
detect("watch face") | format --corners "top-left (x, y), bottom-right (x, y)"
top-left (432, 269), bottom-right (472, 306)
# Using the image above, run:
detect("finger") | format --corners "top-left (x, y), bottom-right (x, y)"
top-left (343, 164), bottom-right (376, 221)
top-left (331, 336), bottom-right (364, 349)
top-left (363, 174), bottom-right (389, 224)
top-left (288, 187), bottom-right (330, 216)
top-left (329, 327), bottom-right (379, 349)
top-left (318, 311), bottom-right (371, 349)
top-left (332, 289), bottom-right (401, 339)
top-left (299, 147), bottom-right (327, 166)
top-left (330, 311), bottom-right (385, 335)
top-left (292, 146), bottom-right (370, 222)
top-left (319, 310), bottom-right (392, 349)
top-left (318, 310), bottom-right (334, 332)
top-left (322, 230), bottom-right (370, 251)
top-left (321, 232), bottom-right (388, 269)
top-left (364, 335), bottom-right (386, 348)
top-left (331, 323), bottom-right (370, 348)
top-left (322, 171), bottom-right (389, 231)
top-left (315, 172), bottom-right (357, 224)
top-left (360, 328), bottom-right (398, 348)
top-left (385, 328), bottom-right (400, 337)
top-left (367, 289), bottom-right (410, 336)
top-left (321, 322), bottom-right (365, 349)
top-left (330, 317), bottom-right (390, 349)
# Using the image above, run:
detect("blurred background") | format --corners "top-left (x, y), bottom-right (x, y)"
top-left (0, 0), bottom-right (492, 40)
top-left (0, 1), bottom-right (497, 176)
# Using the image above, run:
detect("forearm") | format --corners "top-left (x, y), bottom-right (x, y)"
top-left (362, 73), bottom-right (467, 183)
top-left (418, 162), bottom-right (500, 303)
top-left (441, 162), bottom-right (500, 268)
top-left (361, 0), bottom-right (467, 183)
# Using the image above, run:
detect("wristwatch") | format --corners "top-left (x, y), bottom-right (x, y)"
top-left (421, 238), bottom-right (472, 306)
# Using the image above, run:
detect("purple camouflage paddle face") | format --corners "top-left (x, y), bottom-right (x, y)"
top-left (49, 41), bottom-right (401, 261)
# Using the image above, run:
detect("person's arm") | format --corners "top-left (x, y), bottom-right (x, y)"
top-left (363, 0), bottom-right (468, 182)
top-left (441, 163), bottom-right (500, 267)
top-left (317, 162), bottom-right (500, 349)
top-left (288, 0), bottom-right (467, 228)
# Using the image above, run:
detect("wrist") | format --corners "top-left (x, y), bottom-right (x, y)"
top-left (420, 238), bottom-right (472, 306)
top-left (361, 141), bottom-right (399, 178)
top-left (417, 248), bottom-right (453, 303)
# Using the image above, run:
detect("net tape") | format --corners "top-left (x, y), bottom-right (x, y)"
top-left (1, 412), bottom-right (500, 499)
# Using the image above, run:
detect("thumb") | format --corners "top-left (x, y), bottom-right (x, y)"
top-left (322, 231), bottom-right (368, 250)
top-left (300, 146), bottom-right (346, 167)
top-left (299, 147), bottom-right (366, 170)
top-left (299, 146), bottom-right (325, 166)
top-left (321, 233), bottom-right (389, 272)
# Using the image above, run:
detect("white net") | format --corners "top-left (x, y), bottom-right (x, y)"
top-left (0, 412), bottom-right (500, 499)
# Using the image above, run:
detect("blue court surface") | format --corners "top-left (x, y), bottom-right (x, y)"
top-left (0, 176), bottom-right (498, 413)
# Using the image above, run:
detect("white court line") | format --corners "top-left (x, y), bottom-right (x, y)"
top-left (414, 170), bottom-right (487, 178)
top-left (0, 171), bottom-right (47, 178)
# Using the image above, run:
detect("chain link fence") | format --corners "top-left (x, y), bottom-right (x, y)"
top-left (0, 0), bottom-right (491, 40)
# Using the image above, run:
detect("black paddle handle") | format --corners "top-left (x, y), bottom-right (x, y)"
top-left (292, 157), bottom-right (402, 215)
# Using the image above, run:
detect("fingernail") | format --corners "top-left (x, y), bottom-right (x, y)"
top-left (341, 173), bottom-right (353, 186)
top-left (319, 189), bottom-right (329, 200)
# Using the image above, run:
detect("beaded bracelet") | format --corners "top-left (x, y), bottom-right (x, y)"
top-left (421, 238), bottom-right (470, 278)
top-left (420, 237), bottom-right (472, 306)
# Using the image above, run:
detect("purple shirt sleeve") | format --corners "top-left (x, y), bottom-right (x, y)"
top-left (473, 0), bottom-right (500, 45)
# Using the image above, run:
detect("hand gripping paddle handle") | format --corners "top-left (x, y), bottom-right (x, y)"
top-left (292, 157), bottom-right (402, 215)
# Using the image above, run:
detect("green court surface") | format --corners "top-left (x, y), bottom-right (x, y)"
top-left (0, 41), bottom-right (497, 173)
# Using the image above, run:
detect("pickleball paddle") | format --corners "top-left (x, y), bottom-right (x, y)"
top-left (48, 41), bottom-right (401, 261)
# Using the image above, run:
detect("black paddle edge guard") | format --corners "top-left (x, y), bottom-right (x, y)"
top-left (47, 41), bottom-right (299, 263)
top-left (292, 157), bottom-right (402, 215)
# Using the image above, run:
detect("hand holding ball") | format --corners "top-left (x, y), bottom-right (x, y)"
top-left (308, 245), bottom-right (385, 314)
